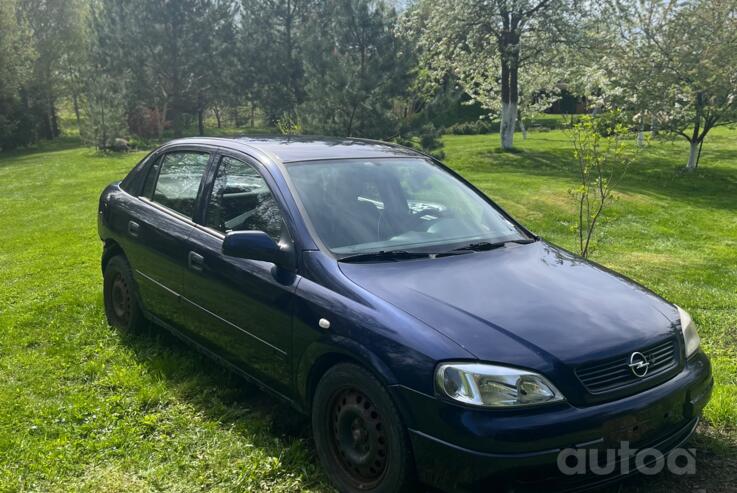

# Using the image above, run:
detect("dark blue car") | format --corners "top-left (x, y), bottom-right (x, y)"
top-left (98, 137), bottom-right (712, 493)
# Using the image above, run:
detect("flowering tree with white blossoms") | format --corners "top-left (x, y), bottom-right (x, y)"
top-left (605, 0), bottom-right (737, 169)
top-left (402, 0), bottom-right (580, 150)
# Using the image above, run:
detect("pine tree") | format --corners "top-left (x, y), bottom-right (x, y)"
top-left (300, 0), bottom-right (411, 138)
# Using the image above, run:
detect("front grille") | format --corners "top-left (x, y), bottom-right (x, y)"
top-left (575, 338), bottom-right (678, 394)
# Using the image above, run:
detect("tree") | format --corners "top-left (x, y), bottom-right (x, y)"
top-left (300, 0), bottom-right (411, 138)
top-left (606, 0), bottom-right (737, 170)
top-left (18, 0), bottom-right (87, 140)
top-left (91, 0), bottom-right (236, 138)
top-left (569, 113), bottom-right (636, 258)
top-left (403, 0), bottom-right (578, 150)
top-left (240, 0), bottom-right (314, 123)
top-left (194, 0), bottom-right (239, 135)
top-left (80, 72), bottom-right (128, 149)
top-left (138, 0), bottom-right (232, 137)
top-left (81, 1), bottom-right (128, 149)
top-left (0, 0), bottom-right (34, 150)
top-left (206, 2), bottom-right (241, 130)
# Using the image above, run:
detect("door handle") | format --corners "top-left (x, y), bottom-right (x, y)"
top-left (128, 220), bottom-right (140, 238)
top-left (188, 251), bottom-right (204, 272)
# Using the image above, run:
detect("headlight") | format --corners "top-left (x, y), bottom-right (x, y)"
top-left (676, 305), bottom-right (701, 358)
top-left (435, 363), bottom-right (565, 408)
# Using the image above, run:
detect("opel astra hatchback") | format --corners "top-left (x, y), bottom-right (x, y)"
top-left (98, 136), bottom-right (712, 493)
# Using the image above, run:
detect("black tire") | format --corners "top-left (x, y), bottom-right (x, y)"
top-left (312, 363), bottom-right (415, 493)
top-left (103, 255), bottom-right (145, 332)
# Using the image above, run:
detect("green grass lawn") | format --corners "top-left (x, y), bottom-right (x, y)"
top-left (1, 129), bottom-right (735, 492)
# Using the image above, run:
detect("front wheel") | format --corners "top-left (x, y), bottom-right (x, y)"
top-left (103, 255), bottom-right (145, 332)
top-left (312, 363), bottom-right (415, 493)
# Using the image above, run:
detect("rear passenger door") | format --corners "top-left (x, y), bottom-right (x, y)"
top-left (124, 149), bottom-right (211, 327)
top-left (178, 153), bottom-right (298, 395)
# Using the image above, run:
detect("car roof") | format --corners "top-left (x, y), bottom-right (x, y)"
top-left (164, 135), bottom-right (420, 164)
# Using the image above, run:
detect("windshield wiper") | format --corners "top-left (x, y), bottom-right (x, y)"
top-left (449, 238), bottom-right (537, 253)
top-left (338, 241), bottom-right (535, 262)
top-left (338, 250), bottom-right (433, 263)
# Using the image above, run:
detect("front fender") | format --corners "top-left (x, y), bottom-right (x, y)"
top-left (295, 337), bottom-right (401, 411)
top-left (291, 255), bottom-right (474, 416)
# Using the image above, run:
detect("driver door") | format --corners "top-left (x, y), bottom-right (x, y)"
top-left (178, 153), bottom-right (297, 394)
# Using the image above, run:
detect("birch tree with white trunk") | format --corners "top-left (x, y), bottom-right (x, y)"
top-left (402, 0), bottom-right (578, 150)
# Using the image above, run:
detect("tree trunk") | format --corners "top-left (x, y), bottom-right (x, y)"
top-left (49, 95), bottom-right (60, 138)
top-left (43, 109), bottom-right (54, 140)
top-left (157, 101), bottom-right (168, 139)
top-left (498, 21), bottom-right (519, 151)
top-left (346, 103), bottom-right (358, 136)
top-left (686, 140), bottom-right (699, 170)
top-left (687, 92), bottom-right (705, 170)
top-left (72, 91), bottom-right (82, 134)
top-left (214, 107), bottom-right (222, 128)
top-left (637, 115), bottom-right (645, 146)
top-left (44, 64), bottom-right (59, 139)
top-left (500, 102), bottom-right (517, 149)
top-left (518, 116), bottom-right (527, 140)
top-left (197, 108), bottom-right (205, 136)
top-left (173, 111), bottom-right (183, 138)
top-left (100, 99), bottom-right (108, 149)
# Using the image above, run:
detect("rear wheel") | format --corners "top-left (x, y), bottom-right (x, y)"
top-left (103, 255), bottom-right (144, 332)
top-left (312, 363), bottom-right (415, 493)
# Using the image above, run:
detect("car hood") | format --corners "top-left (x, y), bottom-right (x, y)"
top-left (338, 241), bottom-right (679, 370)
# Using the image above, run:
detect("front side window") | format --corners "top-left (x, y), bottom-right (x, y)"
top-left (148, 151), bottom-right (210, 218)
top-left (286, 158), bottom-right (526, 254)
top-left (205, 156), bottom-right (284, 240)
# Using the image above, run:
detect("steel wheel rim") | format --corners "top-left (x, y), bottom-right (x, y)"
top-left (328, 388), bottom-right (388, 487)
top-left (111, 273), bottom-right (130, 323)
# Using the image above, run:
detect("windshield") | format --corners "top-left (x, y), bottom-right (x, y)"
top-left (285, 158), bottom-right (528, 255)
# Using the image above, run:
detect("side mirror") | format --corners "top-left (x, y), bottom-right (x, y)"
top-left (222, 230), bottom-right (294, 270)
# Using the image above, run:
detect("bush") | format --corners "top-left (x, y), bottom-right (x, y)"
top-left (394, 123), bottom-right (445, 159)
top-left (0, 98), bottom-right (37, 151)
top-left (127, 106), bottom-right (164, 139)
top-left (445, 120), bottom-right (498, 135)
top-left (568, 113), bottom-right (637, 257)
top-left (443, 114), bottom-right (573, 136)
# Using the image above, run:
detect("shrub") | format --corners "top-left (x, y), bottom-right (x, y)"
top-left (568, 113), bottom-right (637, 257)
top-left (394, 123), bottom-right (446, 159)
top-left (445, 120), bottom-right (498, 135)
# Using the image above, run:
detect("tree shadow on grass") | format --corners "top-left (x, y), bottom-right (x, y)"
top-left (119, 322), bottom-right (311, 434)
top-left (0, 136), bottom-right (85, 162)
top-left (465, 147), bottom-right (737, 213)
top-left (0, 142), bottom-right (148, 171)
top-left (115, 322), bottom-right (330, 489)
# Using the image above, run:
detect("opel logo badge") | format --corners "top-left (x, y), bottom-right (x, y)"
top-left (628, 352), bottom-right (650, 378)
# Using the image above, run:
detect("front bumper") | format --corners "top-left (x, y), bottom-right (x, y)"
top-left (391, 351), bottom-right (713, 492)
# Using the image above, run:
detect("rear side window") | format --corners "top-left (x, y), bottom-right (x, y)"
top-left (147, 152), bottom-right (210, 218)
top-left (141, 155), bottom-right (162, 198)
